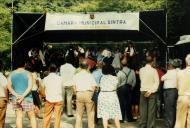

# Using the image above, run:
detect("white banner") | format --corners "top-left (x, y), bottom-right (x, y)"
top-left (45, 12), bottom-right (139, 31)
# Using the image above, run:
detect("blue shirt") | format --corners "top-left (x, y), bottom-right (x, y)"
top-left (92, 69), bottom-right (103, 85)
top-left (10, 70), bottom-right (33, 102)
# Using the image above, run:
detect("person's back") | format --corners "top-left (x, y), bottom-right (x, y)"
top-left (140, 64), bottom-right (159, 92)
top-left (0, 71), bottom-right (8, 128)
top-left (139, 56), bottom-right (159, 128)
top-left (10, 69), bottom-right (33, 102)
top-left (74, 70), bottom-right (96, 91)
top-left (161, 60), bottom-right (178, 128)
top-left (60, 62), bottom-right (76, 117)
top-left (97, 64), bottom-right (122, 128)
top-left (0, 72), bottom-right (7, 98)
top-left (117, 58), bottom-right (136, 122)
top-left (42, 64), bottom-right (64, 128)
top-left (43, 72), bottom-right (63, 102)
top-left (60, 63), bottom-right (76, 86)
top-left (175, 54), bottom-right (190, 128)
top-left (177, 68), bottom-right (190, 95)
top-left (7, 63), bottom-right (36, 128)
top-left (73, 60), bottom-right (96, 128)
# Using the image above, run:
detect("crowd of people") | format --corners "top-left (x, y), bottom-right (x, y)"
top-left (0, 43), bottom-right (190, 128)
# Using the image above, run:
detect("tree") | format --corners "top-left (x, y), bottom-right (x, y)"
top-left (0, 4), bottom-right (11, 69)
top-left (0, 6), bottom-right (11, 52)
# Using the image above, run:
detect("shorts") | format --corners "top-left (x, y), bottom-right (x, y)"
top-left (12, 101), bottom-right (34, 112)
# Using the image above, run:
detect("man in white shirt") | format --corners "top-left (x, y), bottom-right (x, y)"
top-left (73, 60), bottom-right (97, 128)
top-left (139, 56), bottom-right (159, 128)
top-left (161, 59), bottom-right (178, 128)
top-left (60, 57), bottom-right (76, 117)
top-left (0, 65), bottom-right (8, 128)
top-left (42, 64), bottom-right (64, 128)
top-left (175, 54), bottom-right (190, 128)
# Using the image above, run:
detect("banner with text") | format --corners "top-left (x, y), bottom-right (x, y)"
top-left (45, 12), bottom-right (139, 31)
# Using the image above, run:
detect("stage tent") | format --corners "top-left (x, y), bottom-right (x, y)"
top-left (12, 10), bottom-right (166, 68)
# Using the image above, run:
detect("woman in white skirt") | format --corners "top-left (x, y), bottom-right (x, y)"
top-left (97, 64), bottom-right (122, 128)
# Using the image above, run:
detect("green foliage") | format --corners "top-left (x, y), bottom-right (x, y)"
top-left (167, 0), bottom-right (185, 44)
top-left (98, 0), bottom-right (165, 12)
top-left (6, 0), bottom-right (166, 13)
top-left (64, 1), bottom-right (99, 12)
top-left (0, 2), bottom-right (12, 70)
top-left (0, 6), bottom-right (11, 52)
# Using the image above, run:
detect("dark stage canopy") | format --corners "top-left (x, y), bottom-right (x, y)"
top-left (12, 10), bottom-right (166, 68)
top-left (13, 10), bottom-right (166, 43)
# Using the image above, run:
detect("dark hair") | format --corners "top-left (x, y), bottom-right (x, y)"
top-left (24, 61), bottom-right (33, 72)
top-left (103, 57), bottom-right (113, 65)
top-left (65, 49), bottom-right (75, 66)
top-left (43, 71), bottom-right (49, 78)
top-left (79, 60), bottom-right (88, 69)
top-left (16, 60), bottom-right (25, 68)
top-left (102, 64), bottom-right (116, 76)
top-left (65, 55), bottom-right (74, 65)
top-left (146, 56), bottom-right (153, 64)
top-left (49, 64), bottom-right (57, 72)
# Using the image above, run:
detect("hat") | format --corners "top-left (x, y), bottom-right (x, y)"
top-left (167, 59), bottom-right (176, 66)
top-left (79, 59), bottom-right (89, 69)
top-left (102, 49), bottom-right (112, 58)
top-left (173, 58), bottom-right (182, 68)
top-left (168, 59), bottom-right (180, 68)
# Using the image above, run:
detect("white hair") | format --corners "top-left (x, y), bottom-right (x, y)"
top-left (185, 54), bottom-right (190, 66)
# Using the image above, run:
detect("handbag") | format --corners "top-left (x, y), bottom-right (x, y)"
top-left (32, 90), bottom-right (42, 108)
top-left (91, 88), bottom-right (100, 105)
top-left (91, 75), bottom-right (102, 104)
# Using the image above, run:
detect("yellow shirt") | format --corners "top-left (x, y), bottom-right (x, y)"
top-left (177, 67), bottom-right (190, 96)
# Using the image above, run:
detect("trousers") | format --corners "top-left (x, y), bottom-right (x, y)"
top-left (43, 101), bottom-right (64, 128)
top-left (117, 84), bottom-right (133, 121)
top-left (139, 92), bottom-right (157, 128)
top-left (174, 96), bottom-right (190, 128)
top-left (0, 98), bottom-right (7, 128)
top-left (163, 88), bottom-right (178, 128)
top-left (63, 87), bottom-right (73, 115)
top-left (75, 91), bottom-right (95, 128)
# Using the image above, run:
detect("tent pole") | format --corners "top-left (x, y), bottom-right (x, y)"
top-left (139, 18), bottom-right (167, 45)
top-left (18, 31), bottom-right (44, 43)
top-left (11, 0), bottom-right (14, 70)
top-left (165, 0), bottom-right (168, 68)
top-left (12, 13), bottom-right (45, 46)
